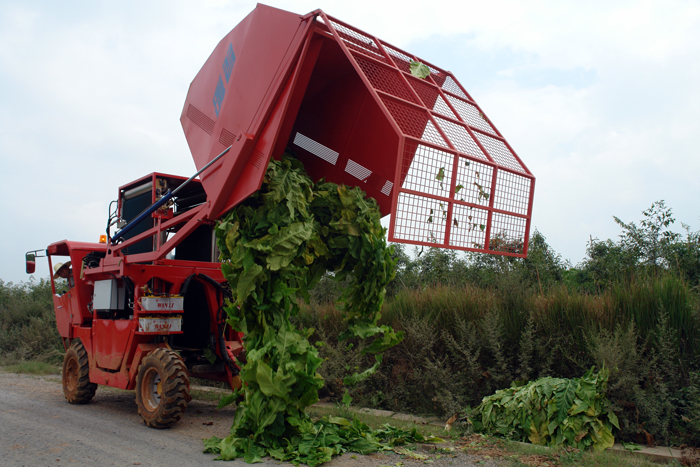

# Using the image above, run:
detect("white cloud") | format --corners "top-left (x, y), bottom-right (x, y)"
top-left (1, 0), bottom-right (699, 282)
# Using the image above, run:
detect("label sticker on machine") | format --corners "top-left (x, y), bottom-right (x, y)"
top-left (138, 317), bottom-right (182, 333)
top-left (140, 296), bottom-right (184, 311)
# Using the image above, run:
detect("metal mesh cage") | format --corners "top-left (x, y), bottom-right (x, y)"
top-left (323, 13), bottom-right (535, 257)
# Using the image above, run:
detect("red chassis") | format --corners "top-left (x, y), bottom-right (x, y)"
top-left (47, 239), bottom-right (243, 392)
top-left (28, 3), bottom-right (535, 429)
top-left (40, 171), bottom-right (244, 428)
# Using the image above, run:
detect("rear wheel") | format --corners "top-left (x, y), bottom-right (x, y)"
top-left (62, 340), bottom-right (97, 404)
top-left (135, 348), bottom-right (190, 429)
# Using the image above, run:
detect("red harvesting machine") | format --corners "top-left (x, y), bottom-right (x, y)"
top-left (26, 4), bottom-right (534, 428)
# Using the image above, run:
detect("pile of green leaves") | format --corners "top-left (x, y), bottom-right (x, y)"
top-left (470, 367), bottom-right (620, 450)
top-left (205, 416), bottom-right (440, 466)
top-left (206, 154), bottom-right (402, 465)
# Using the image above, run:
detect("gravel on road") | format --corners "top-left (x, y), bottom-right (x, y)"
top-left (0, 371), bottom-right (504, 467)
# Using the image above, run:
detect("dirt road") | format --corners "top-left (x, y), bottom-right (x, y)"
top-left (0, 371), bottom-right (501, 467)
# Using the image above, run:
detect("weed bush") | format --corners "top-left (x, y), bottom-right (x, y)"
top-left (0, 279), bottom-right (63, 364)
top-left (3, 200), bottom-right (699, 449)
top-left (299, 271), bottom-right (700, 446)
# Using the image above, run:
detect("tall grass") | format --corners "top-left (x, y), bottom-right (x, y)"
top-left (0, 279), bottom-right (63, 364)
top-left (3, 270), bottom-right (698, 445)
top-left (299, 273), bottom-right (700, 446)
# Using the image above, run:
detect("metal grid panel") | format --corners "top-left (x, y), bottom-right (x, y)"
top-left (408, 76), bottom-right (438, 108)
top-left (354, 54), bottom-right (419, 104)
top-left (293, 132), bottom-right (339, 165)
top-left (407, 77), bottom-right (457, 120)
top-left (345, 159), bottom-right (372, 180)
top-left (433, 116), bottom-right (489, 161)
top-left (494, 170), bottom-right (531, 216)
top-left (393, 192), bottom-right (448, 245)
top-left (446, 95), bottom-right (496, 135)
top-left (454, 158), bottom-right (494, 207)
top-left (430, 72), bottom-right (447, 89)
top-left (474, 132), bottom-right (525, 174)
top-left (381, 97), bottom-right (430, 139)
top-left (328, 19), bottom-right (389, 64)
top-left (381, 180), bottom-right (393, 196)
top-left (322, 11), bottom-right (533, 257)
top-left (401, 144), bottom-right (455, 198)
top-left (489, 212), bottom-right (527, 254)
top-left (422, 120), bottom-right (448, 147)
top-left (449, 205), bottom-right (489, 249)
top-left (382, 43), bottom-right (413, 73)
top-left (433, 97), bottom-right (458, 120)
top-left (186, 104), bottom-right (214, 135)
top-left (441, 75), bottom-right (468, 99)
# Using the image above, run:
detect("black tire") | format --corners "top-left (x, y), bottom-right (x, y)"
top-left (62, 340), bottom-right (97, 404)
top-left (135, 348), bottom-right (190, 429)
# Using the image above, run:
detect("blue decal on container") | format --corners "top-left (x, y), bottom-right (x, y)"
top-left (213, 76), bottom-right (226, 117)
top-left (223, 44), bottom-right (235, 83)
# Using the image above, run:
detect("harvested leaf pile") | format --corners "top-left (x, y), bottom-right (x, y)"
top-left (470, 367), bottom-right (619, 450)
top-left (205, 154), bottom-right (403, 465)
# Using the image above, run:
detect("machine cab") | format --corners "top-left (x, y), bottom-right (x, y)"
top-left (110, 173), bottom-right (218, 262)
top-left (45, 241), bottom-right (108, 339)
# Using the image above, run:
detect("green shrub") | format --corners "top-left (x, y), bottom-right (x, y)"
top-left (299, 270), bottom-right (700, 446)
top-left (0, 279), bottom-right (63, 364)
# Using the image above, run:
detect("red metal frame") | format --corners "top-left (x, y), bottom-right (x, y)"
top-left (37, 4), bottom-right (536, 420)
top-left (48, 239), bottom-right (243, 391)
top-left (176, 4), bottom-right (534, 260)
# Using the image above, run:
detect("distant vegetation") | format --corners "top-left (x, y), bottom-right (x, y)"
top-left (2, 200), bottom-right (699, 447)
top-left (300, 200), bottom-right (700, 447)
top-left (0, 278), bottom-right (62, 365)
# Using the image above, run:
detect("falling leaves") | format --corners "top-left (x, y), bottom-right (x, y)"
top-left (473, 182), bottom-right (490, 202)
top-left (435, 167), bottom-right (446, 190)
top-left (208, 154), bottom-right (404, 466)
top-left (409, 61), bottom-right (430, 79)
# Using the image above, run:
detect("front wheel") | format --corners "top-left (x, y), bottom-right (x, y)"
top-left (135, 348), bottom-right (190, 429)
top-left (62, 340), bottom-right (97, 404)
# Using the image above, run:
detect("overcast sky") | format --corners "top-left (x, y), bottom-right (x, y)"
top-left (2, 0), bottom-right (699, 284)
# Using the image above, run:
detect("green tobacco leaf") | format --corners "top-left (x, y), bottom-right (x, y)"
top-left (435, 167), bottom-right (445, 182)
top-left (343, 355), bottom-right (383, 386)
top-left (409, 60), bottom-right (430, 79)
top-left (555, 380), bottom-right (576, 423)
top-left (203, 436), bottom-right (223, 454)
top-left (217, 390), bottom-right (241, 409)
top-left (470, 368), bottom-right (616, 451)
top-left (203, 347), bottom-right (217, 364)
top-left (254, 360), bottom-right (291, 400)
top-left (212, 153), bottom-right (401, 466)
top-left (362, 328), bottom-right (404, 355)
top-left (224, 221), bottom-right (240, 253)
top-left (622, 441), bottom-right (641, 451)
top-left (236, 263), bottom-right (264, 305)
top-left (266, 222), bottom-right (314, 271)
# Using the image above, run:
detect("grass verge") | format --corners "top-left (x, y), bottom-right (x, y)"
top-left (306, 403), bottom-right (443, 440)
top-left (460, 434), bottom-right (678, 467)
top-left (1, 361), bottom-right (60, 375)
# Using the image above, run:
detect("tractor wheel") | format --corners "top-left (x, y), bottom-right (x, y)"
top-left (135, 348), bottom-right (190, 429)
top-left (62, 340), bottom-right (97, 404)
